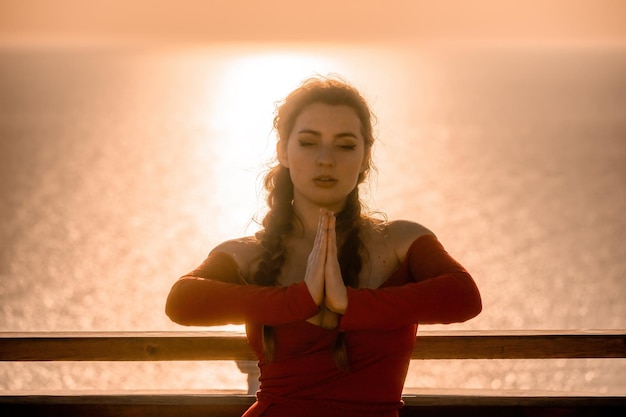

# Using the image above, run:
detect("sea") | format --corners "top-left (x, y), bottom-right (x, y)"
top-left (0, 41), bottom-right (625, 394)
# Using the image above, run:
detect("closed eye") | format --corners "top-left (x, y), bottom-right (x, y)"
top-left (298, 140), bottom-right (316, 147)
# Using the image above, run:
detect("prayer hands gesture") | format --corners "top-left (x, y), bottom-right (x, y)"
top-left (304, 209), bottom-right (348, 320)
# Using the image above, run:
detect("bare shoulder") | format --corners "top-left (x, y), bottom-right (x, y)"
top-left (384, 220), bottom-right (436, 262)
top-left (210, 236), bottom-right (264, 281)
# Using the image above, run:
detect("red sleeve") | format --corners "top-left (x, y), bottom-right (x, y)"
top-left (339, 235), bottom-right (482, 331)
top-left (165, 252), bottom-right (319, 327)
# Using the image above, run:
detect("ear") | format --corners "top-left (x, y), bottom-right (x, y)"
top-left (277, 141), bottom-right (289, 168)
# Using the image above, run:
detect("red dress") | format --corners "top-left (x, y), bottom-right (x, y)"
top-left (167, 235), bottom-right (482, 417)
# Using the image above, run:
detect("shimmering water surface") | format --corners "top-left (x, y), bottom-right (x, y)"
top-left (1, 43), bottom-right (625, 393)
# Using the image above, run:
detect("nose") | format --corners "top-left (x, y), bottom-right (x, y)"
top-left (317, 145), bottom-right (334, 166)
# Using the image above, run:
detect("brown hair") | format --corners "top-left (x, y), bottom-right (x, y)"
top-left (254, 76), bottom-right (376, 369)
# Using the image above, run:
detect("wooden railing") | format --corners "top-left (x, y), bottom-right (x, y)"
top-left (1, 330), bottom-right (625, 416)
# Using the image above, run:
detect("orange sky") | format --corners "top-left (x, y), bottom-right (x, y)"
top-left (1, 0), bottom-right (625, 45)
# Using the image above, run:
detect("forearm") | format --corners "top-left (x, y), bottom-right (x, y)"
top-left (339, 271), bottom-right (481, 331)
top-left (166, 278), bottom-right (320, 326)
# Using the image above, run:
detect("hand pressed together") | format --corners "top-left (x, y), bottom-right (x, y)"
top-left (303, 209), bottom-right (348, 316)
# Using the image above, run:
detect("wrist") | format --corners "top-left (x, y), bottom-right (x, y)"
top-left (326, 287), bottom-right (348, 314)
top-left (304, 279), bottom-right (324, 306)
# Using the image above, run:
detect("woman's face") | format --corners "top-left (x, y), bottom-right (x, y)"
top-left (278, 102), bottom-right (368, 213)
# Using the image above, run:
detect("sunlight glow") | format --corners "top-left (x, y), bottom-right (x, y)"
top-left (215, 51), bottom-right (342, 128)
top-left (208, 50), bottom-right (342, 236)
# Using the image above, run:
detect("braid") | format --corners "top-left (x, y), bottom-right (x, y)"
top-left (254, 166), bottom-right (294, 287)
top-left (333, 187), bottom-right (366, 370)
top-left (254, 166), bottom-right (294, 363)
top-left (336, 187), bottom-right (364, 288)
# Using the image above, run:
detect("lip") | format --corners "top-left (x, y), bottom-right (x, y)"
top-left (313, 176), bottom-right (338, 187)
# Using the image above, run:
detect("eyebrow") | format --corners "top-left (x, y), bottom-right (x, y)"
top-left (297, 129), bottom-right (359, 139)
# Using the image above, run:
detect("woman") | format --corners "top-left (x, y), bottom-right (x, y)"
top-left (165, 77), bottom-right (482, 417)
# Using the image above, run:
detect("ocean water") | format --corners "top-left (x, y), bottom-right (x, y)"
top-left (0, 43), bottom-right (625, 394)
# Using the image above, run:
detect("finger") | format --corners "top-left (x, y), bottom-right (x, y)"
top-left (326, 212), bottom-right (337, 258)
top-left (313, 209), bottom-right (325, 247)
top-left (309, 209), bottom-right (328, 272)
top-left (305, 210), bottom-right (329, 305)
top-left (323, 213), bottom-right (348, 313)
top-left (318, 209), bottom-right (329, 251)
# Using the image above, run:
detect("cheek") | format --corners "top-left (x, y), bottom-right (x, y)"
top-left (342, 159), bottom-right (366, 184)
top-left (349, 152), bottom-right (367, 172)
top-left (284, 152), bottom-right (308, 177)
top-left (285, 152), bottom-right (306, 171)
top-left (278, 141), bottom-right (296, 168)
